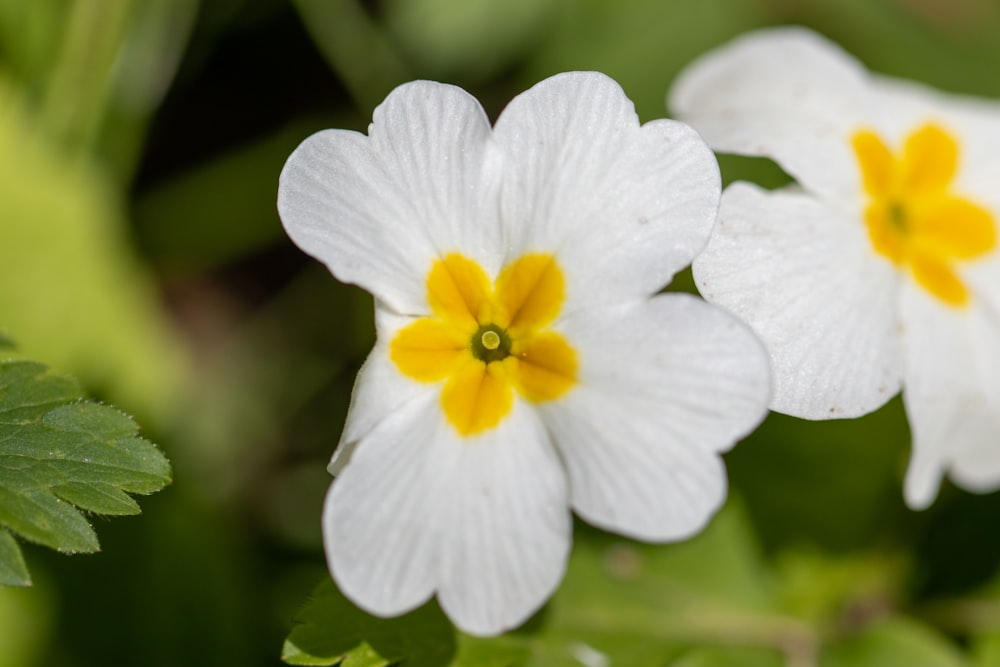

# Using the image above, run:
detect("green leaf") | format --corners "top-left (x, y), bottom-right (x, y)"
top-left (282, 579), bottom-right (456, 666)
top-left (0, 332), bottom-right (12, 350)
top-left (285, 502), bottom-right (804, 666)
top-left (0, 73), bottom-right (189, 427)
top-left (521, 0), bottom-right (767, 122)
top-left (0, 359), bottom-right (171, 585)
top-left (134, 122), bottom-right (331, 273)
top-left (382, 0), bottom-right (558, 81)
top-left (286, 500), bottom-right (967, 667)
top-left (821, 617), bottom-right (968, 667)
top-left (668, 646), bottom-right (783, 667)
top-left (0, 530), bottom-right (30, 587)
top-left (972, 633), bottom-right (1000, 667)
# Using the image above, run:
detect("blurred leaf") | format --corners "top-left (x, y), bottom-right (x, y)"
top-left (38, 0), bottom-right (135, 156)
top-left (0, 74), bottom-right (189, 424)
top-left (522, 0), bottom-right (767, 121)
top-left (914, 568), bottom-right (1000, 640)
top-left (764, 0), bottom-right (1000, 98)
top-left (667, 646), bottom-right (783, 667)
top-left (0, 360), bottom-right (171, 586)
top-left (284, 502), bottom-right (820, 666)
top-left (972, 633), bottom-right (1000, 667)
top-left (281, 579), bottom-right (456, 666)
top-left (383, 0), bottom-right (558, 81)
top-left (725, 399), bottom-right (912, 551)
top-left (716, 154), bottom-right (793, 191)
top-left (0, 582), bottom-right (52, 665)
top-left (450, 634), bottom-right (532, 667)
top-left (534, 503), bottom-right (801, 665)
top-left (135, 122), bottom-right (331, 272)
top-left (0, 332), bottom-right (12, 350)
top-left (775, 548), bottom-right (905, 628)
top-left (0, 0), bottom-right (63, 93)
top-left (820, 617), bottom-right (968, 667)
top-left (97, 0), bottom-right (199, 179)
top-left (291, 0), bottom-right (410, 111)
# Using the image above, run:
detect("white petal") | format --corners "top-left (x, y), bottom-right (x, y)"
top-left (324, 393), bottom-right (571, 636)
top-left (669, 26), bottom-right (874, 201)
top-left (323, 393), bottom-right (447, 617)
top-left (329, 306), bottom-right (436, 475)
top-left (278, 81), bottom-right (504, 314)
top-left (541, 294), bottom-right (771, 542)
top-left (694, 182), bottom-right (902, 418)
top-left (436, 402), bottom-right (571, 636)
top-left (900, 282), bottom-right (1000, 509)
top-left (493, 71), bottom-right (720, 304)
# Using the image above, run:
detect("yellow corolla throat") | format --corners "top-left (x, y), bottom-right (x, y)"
top-left (390, 252), bottom-right (578, 436)
top-left (851, 123), bottom-right (996, 306)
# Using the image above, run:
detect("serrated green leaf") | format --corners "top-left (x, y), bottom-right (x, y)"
top-left (50, 482), bottom-right (140, 516)
top-left (0, 359), bottom-right (171, 583)
top-left (0, 360), bottom-right (78, 417)
top-left (282, 579), bottom-right (456, 666)
top-left (0, 485), bottom-right (98, 553)
top-left (0, 530), bottom-right (30, 587)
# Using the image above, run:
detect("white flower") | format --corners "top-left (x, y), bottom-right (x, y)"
top-left (278, 72), bottom-right (771, 636)
top-left (670, 27), bottom-right (1000, 509)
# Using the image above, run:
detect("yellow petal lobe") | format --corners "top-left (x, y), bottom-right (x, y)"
top-left (390, 318), bottom-right (468, 382)
top-left (506, 331), bottom-right (577, 403)
top-left (901, 124), bottom-right (957, 194)
top-left (852, 130), bottom-right (894, 198)
top-left (441, 359), bottom-right (514, 435)
top-left (426, 253), bottom-right (492, 329)
top-left (495, 253), bottom-right (565, 332)
top-left (909, 250), bottom-right (969, 306)
top-left (915, 197), bottom-right (996, 259)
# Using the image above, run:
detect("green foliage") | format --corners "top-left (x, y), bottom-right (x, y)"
top-left (3, 0), bottom-right (1000, 664)
top-left (667, 646), bottom-right (783, 667)
top-left (283, 500), bottom-right (987, 665)
top-left (134, 122), bottom-right (331, 273)
top-left (822, 618), bottom-right (968, 667)
top-left (522, 0), bottom-right (768, 122)
top-left (382, 0), bottom-right (559, 81)
top-left (0, 74), bottom-right (189, 425)
top-left (0, 359), bottom-right (171, 587)
top-left (282, 579), bottom-right (455, 666)
top-left (284, 505), bottom-right (793, 666)
top-left (972, 633), bottom-right (1000, 667)
top-left (0, 531), bottom-right (28, 587)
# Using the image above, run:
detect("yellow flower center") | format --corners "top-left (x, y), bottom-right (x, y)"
top-left (851, 123), bottom-right (996, 306)
top-left (390, 252), bottom-right (577, 436)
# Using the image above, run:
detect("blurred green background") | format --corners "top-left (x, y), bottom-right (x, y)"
top-left (2, 0), bottom-right (1000, 665)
